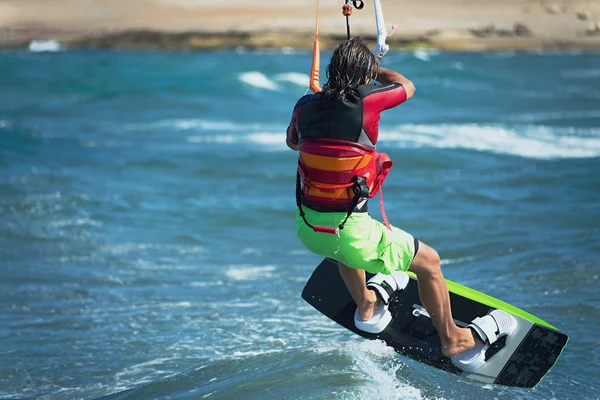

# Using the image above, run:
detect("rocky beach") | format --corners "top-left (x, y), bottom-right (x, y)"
top-left (2, 0), bottom-right (600, 51)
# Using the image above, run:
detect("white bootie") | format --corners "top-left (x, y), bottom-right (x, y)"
top-left (451, 309), bottom-right (517, 372)
top-left (354, 272), bottom-right (410, 334)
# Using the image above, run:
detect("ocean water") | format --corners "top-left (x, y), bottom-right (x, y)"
top-left (0, 48), bottom-right (599, 400)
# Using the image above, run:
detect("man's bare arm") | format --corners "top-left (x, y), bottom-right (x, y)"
top-left (286, 136), bottom-right (298, 151)
top-left (375, 67), bottom-right (416, 100)
top-left (286, 112), bottom-right (299, 151)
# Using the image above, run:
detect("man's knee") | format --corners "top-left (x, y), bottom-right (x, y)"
top-left (409, 242), bottom-right (442, 277)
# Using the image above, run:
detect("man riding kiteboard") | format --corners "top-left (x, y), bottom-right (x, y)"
top-left (286, 1), bottom-right (516, 372)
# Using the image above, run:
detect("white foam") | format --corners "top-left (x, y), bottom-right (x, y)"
top-left (238, 71), bottom-right (279, 91)
top-left (156, 301), bottom-right (193, 309)
top-left (50, 217), bottom-right (103, 228)
top-left (441, 256), bottom-right (476, 266)
top-left (413, 48), bottom-right (438, 62)
top-left (100, 242), bottom-right (154, 255)
top-left (281, 47), bottom-right (306, 55)
top-left (227, 302), bottom-right (261, 308)
top-left (105, 275), bottom-right (125, 285)
top-left (381, 123), bottom-right (600, 159)
top-left (174, 119), bottom-right (241, 131)
top-left (187, 131), bottom-right (286, 147)
top-left (28, 40), bottom-right (61, 52)
top-left (240, 247), bottom-right (262, 255)
top-left (224, 265), bottom-right (276, 281)
top-left (189, 280), bottom-right (225, 287)
top-left (247, 132), bottom-right (288, 147)
top-left (229, 349), bottom-right (284, 358)
top-left (128, 118), bottom-right (273, 133)
top-left (274, 72), bottom-right (310, 87)
top-left (342, 340), bottom-right (432, 400)
top-left (188, 134), bottom-right (237, 144)
top-left (115, 357), bottom-right (173, 380)
top-left (413, 49), bottom-right (431, 62)
top-left (174, 245), bottom-right (205, 255)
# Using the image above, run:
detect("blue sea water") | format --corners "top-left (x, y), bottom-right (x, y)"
top-left (0, 48), bottom-right (599, 400)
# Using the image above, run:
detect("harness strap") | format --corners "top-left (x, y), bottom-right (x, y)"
top-left (373, 152), bottom-right (392, 231)
top-left (296, 170), bottom-right (365, 235)
top-left (379, 185), bottom-right (391, 231)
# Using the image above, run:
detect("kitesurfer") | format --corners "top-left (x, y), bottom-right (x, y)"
top-left (286, 37), bottom-right (504, 360)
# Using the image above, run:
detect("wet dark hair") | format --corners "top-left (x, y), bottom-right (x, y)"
top-left (322, 37), bottom-right (379, 100)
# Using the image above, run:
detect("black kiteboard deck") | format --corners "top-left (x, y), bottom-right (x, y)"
top-left (301, 258), bottom-right (568, 388)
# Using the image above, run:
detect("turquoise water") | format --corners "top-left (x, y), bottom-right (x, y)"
top-left (1, 48), bottom-right (599, 400)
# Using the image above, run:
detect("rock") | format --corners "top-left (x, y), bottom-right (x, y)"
top-left (469, 25), bottom-right (495, 38)
top-left (514, 23), bottom-right (533, 37)
top-left (576, 10), bottom-right (591, 21)
top-left (470, 23), bottom-right (532, 38)
top-left (423, 29), bottom-right (441, 38)
top-left (496, 28), bottom-right (513, 37)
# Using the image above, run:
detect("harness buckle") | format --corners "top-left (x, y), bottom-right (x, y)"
top-left (352, 176), bottom-right (370, 198)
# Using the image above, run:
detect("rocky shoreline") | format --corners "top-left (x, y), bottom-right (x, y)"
top-left (2, 27), bottom-right (600, 52)
top-left (2, 0), bottom-right (600, 52)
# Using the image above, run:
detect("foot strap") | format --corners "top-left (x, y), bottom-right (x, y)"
top-left (366, 271), bottom-right (409, 305)
top-left (468, 309), bottom-right (517, 345)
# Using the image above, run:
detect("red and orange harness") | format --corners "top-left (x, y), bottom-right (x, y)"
top-left (296, 138), bottom-right (393, 234)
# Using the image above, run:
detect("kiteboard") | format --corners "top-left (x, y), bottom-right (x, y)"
top-left (301, 258), bottom-right (568, 388)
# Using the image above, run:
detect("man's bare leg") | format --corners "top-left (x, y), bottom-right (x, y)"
top-left (338, 262), bottom-right (378, 321)
top-left (409, 241), bottom-right (482, 357)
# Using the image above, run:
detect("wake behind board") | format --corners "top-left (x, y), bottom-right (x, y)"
top-left (301, 258), bottom-right (568, 388)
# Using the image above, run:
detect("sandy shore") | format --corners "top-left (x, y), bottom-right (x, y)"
top-left (2, 0), bottom-right (600, 50)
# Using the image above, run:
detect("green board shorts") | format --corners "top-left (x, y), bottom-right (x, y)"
top-left (296, 207), bottom-right (417, 275)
